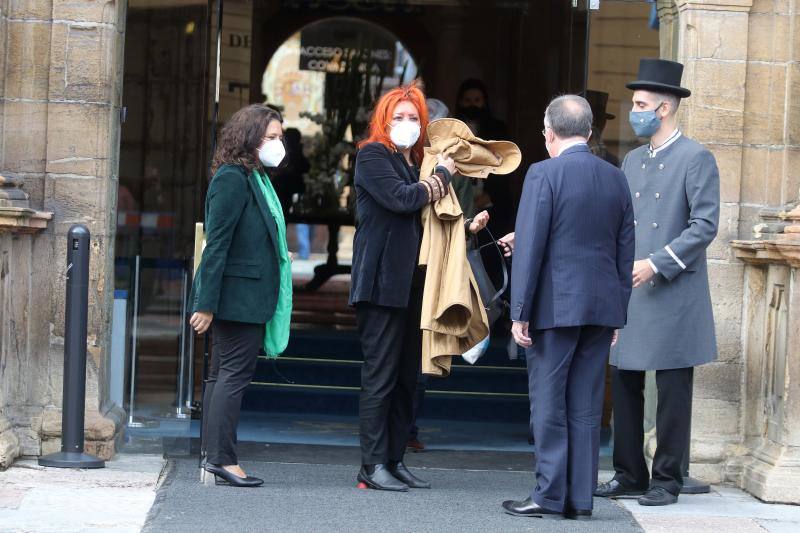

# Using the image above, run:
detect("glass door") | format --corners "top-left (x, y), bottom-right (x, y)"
top-left (586, 0), bottom-right (661, 167)
top-left (116, 0), bottom-right (214, 442)
top-left (568, 0), bottom-right (591, 95)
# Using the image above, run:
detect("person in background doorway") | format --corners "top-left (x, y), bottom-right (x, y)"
top-left (585, 89), bottom-right (620, 168)
top-left (271, 128), bottom-right (313, 259)
top-left (595, 59), bottom-right (720, 507)
top-left (455, 78), bottom-right (513, 234)
top-left (502, 95), bottom-right (634, 520)
top-left (189, 105), bottom-right (293, 488)
top-left (428, 96), bottom-right (477, 221)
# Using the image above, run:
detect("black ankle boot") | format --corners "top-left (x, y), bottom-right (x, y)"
top-left (357, 464), bottom-right (408, 492)
top-left (388, 461), bottom-right (431, 489)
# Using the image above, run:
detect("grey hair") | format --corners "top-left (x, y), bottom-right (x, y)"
top-left (652, 91), bottom-right (680, 116)
top-left (427, 98), bottom-right (450, 121)
top-left (544, 95), bottom-right (593, 139)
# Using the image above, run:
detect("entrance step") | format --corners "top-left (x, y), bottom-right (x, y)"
top-left (242, 328), bottom-right (529, 423)
top-left (241, 382), bottom-right (529, 423)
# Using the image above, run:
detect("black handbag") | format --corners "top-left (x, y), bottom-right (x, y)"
top-left (467, 226), bottom-right (508, 326)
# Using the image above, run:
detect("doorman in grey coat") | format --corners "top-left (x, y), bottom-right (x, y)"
top-left (596, 59), bottom-right (721, 507)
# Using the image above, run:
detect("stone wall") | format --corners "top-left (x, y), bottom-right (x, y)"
top-left (0, 0), bottom-right (126, 467)
top-left (739, 0), bottom-right (800, 234)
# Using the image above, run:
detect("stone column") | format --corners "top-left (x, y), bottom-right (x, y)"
top-left (0, 1), bottom-right (126, 462)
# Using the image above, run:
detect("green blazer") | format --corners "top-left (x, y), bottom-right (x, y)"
top-left (190, 164), bottom-right (280, 324)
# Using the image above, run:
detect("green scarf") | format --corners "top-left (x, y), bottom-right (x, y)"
top-left (253, 169), bottom-right (292, 357)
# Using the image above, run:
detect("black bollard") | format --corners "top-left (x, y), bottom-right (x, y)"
top-left (39, 225), bottom-right (104, 469)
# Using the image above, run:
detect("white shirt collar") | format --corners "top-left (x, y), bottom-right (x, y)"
top-left (649, 129), bottom-right (681, 158)
top-left (557, 140), bottom-right (588, 156)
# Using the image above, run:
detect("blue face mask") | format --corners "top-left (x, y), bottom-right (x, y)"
top-left (629, 102), bottom-right (664, 138)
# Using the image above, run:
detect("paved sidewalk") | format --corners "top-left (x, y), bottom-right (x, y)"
top-left (2, 448), bottom-right (799, 533)
top-left (597, 472), bottom-right (800, 533)
top-left (0, 454), bottom-right (165, 533)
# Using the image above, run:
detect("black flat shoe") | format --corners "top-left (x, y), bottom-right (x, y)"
top-left (594, 479), bottom-right (646, 498)
top-left (564, 507), bottom-right (592, 521)
top-left (357, 464), bottom-right (409, 492)
top-left (204, 464), bottom-right (263, 487)
top-left (638, 486), bottom-right (678, 506)
top-left (388, 461), bottom-right (430, 489)
top-left (501, 497), bottom-right (563, 519)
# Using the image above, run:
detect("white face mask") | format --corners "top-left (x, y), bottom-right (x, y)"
top-left (258, 139), bottom-right (286, 167)
top-left (390, 120), bottom-right (421, 149)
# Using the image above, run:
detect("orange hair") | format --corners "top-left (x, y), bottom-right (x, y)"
top-left (359, 83), bottom-right (429, 164)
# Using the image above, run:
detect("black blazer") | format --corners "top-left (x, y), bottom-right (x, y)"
top-left (349, 143), bottom-right (429, 308)
top-left (510, 144), bottom-right (635, 330)
top-left (190, 164), bottom-right (280, 324)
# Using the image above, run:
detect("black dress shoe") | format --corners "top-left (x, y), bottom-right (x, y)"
top-left (680, 476), bottom-right (711, 494)
top-left (204, 464), bottom-right (263, 487)
top-left (638, 486), bottom-right (678, 506)
top-left (388, 461), bottom-right (430, 489)
top-left (357, 464), bottom-right (409, 492)
top-left (594, 479), bottom-right (646, 498)
top-left (564, 507), bottom-right (592, 521)
top-left (501, 497), bottom-right (563, 519)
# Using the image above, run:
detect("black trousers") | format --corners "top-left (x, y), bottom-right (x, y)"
top-left (355, 283), bottom-right (423, 466)
top-left (528, 326), bottom-right (613, 512)
top-left (202, 319), bottom-right (263, 465)
top-left (610, 366), bottom-right (694, 496)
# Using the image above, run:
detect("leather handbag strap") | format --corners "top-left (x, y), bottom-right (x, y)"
top-left (473, 226), bottom-right (509, 308)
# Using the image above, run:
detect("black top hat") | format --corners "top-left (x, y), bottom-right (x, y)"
top-left (626, 58), bottom-right (691, 98)
top-left (584, 90), bottom-right (615, 121)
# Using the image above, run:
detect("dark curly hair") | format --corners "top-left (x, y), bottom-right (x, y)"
top-left (211, 104), bottom-right (283, 175)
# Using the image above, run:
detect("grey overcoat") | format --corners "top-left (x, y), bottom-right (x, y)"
top-left (611, 134), bottom-right (719, 371)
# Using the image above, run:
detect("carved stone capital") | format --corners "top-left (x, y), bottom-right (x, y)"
top-left (732, 240), bottom-right (800, 268)
top-left (0, 207), bottom-right (53, 234)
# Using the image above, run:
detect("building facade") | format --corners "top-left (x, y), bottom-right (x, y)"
top-left (1, 0), bottom-right (799, 503)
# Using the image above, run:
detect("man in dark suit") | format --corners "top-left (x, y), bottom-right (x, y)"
top-left (502, 95), bottom-right (635, 520)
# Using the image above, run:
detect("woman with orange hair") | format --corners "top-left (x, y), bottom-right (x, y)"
top-left (349, 84), bottom-right (456, 491)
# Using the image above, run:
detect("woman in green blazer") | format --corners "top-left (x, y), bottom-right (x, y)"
top-left (189, 105), bottom-right (292, 487)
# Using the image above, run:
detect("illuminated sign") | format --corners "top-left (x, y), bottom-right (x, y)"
top-left (299, 18), bottom-right (396, 75)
